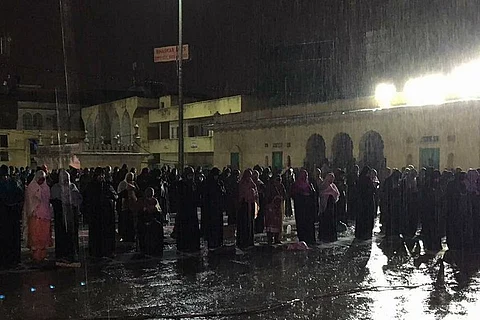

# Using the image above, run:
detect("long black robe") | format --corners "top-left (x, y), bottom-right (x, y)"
top-left (85, 180), bottom-right (118, 258)
top-left (383, 176), bottom-right (402, 237)
top-left (293, 193), bottom-right (316, 245)
top-left (0, 177), bottom-right (24, 268)
top-left (52, 200), bottom-right (80, 262)
top-left (236, 201), bottom-right (255, 249)
top-left (176, 180), bottom-right (200, 252)
top-left (420, 183), bottom-right (442, 251)
top-left (355, 175), bottom-right (376, 240)
top-left (203, 179), bottom-right (226, 249)
top-left (446, 179), bottom-right (471, 252)
top-left (319, 195), bottom-right (337, 242)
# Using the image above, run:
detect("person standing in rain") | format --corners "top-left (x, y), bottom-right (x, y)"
top-left (355, 166), bottom-right (376, 240)
top-left (466, 169), bottom-right (480, 251)
top-left (281, 168), bottom-right (295, 218)
top-left (0, 165), bottom-right (24, 268)
top-left (291, 169), bottom-right (316, 246)
top-left (264, 174), bottom-right (286, 245)
top-left (252, 170), bottom-right (266, 234)
top-left (203, 167), bottom-right (226, 250)
top-left (446, 171), bottom-right (471, 254)
top-left (176, 167), bottom-right (201, 252)
top-left (225, 169), bottom-right (240, 225)
top-left (85, 167), bottom-right (118, 258)
top-left (117, 172), bottom-right (140, 242)
top-left (23, 170), bottom-right (52, 263)
top-left (137, 187), bottom-right (164, 256)
top-left (420, 168), bottom-right (442, 251)
top-left (346, 164), bottom-right (360, 221)
top-left (50, 169), bottom-right (83, 265)
top-left (237, 169), bottom-right (259, 249)
top-left (318, 173), bottom-right (340, 242)
top-left (382, 169), bottom-right (403, 237)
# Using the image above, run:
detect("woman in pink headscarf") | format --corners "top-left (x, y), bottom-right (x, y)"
top-left (24, 170), bottom-right (52, 262)
top-left (237, 169), bottom-right (259, 248)
top-left (290, 169), bottom-right (316, 245)
top-left (318, 173), bottom-right (340, 242)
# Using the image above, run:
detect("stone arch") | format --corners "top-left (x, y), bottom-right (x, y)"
top-left (121, 110), bottom-right (132, 145)
top-left (331, 132), bottom-right (354, 170)
top-left (33, 113), bottom-right (43, 130)
top-left (359, 130), bottom-right (385, 171)
top-left (305, 133), bottom-right (326, 172)
top-left (110, 110), bottom-right (120, 142)
top-left (94, 110), bottom-right (111, 144)
top-left (23, 112), bottom-right (33, 130)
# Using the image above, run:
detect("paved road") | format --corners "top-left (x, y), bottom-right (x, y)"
top-left (0, 220), bottom-right (479, 319)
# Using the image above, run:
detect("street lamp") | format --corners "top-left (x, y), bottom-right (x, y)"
top-left (178, 0), bottom-right (184, 172)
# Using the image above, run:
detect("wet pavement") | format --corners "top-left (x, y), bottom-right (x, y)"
top-left (1, 220), bottom-right (480, 320)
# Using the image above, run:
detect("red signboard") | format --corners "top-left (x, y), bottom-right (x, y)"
top-left (154, 45), bottom-right (189, 63)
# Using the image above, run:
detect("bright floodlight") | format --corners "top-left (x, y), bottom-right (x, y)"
top-left (404, 74), bottom-right (448, 106)
top-left (374, 83), bottom-right (396, 108)
top-left (450, 59), bottom-right (480, 99)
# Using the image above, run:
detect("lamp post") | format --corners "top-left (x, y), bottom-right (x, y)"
top-left (178, 0), bottom-right (184, 172)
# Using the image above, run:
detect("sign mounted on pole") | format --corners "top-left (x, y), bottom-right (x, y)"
top-left (154, 45), bottom-right (189, 63)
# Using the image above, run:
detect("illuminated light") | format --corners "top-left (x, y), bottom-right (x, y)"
top-left (30, 287), bottom-right (36, 293)
top-left (374, 83), bottom-right (396, 108)
top-left (80, 282), bottom-right (86, 286)
top-left (49, 285), bottom-right (55, 290)
top-left (404, 74), bottom-right (448, 106)
top-left (450, 59), bottom-right (480, 98)
top-left (0, 294), bottom-right (5, 300)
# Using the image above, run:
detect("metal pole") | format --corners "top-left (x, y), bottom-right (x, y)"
top-left (177, 0), bottom-right (184, 172)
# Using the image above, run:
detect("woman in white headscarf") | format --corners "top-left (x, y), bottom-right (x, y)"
top-left (23, 170), bottom-right (52, 262)
top-left (117, 172), bottom-right (139, 242)
top-left (51, 169), bottom-right (82, 263)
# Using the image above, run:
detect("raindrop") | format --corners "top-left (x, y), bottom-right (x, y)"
top-left (49, 285), bottom-right (55, 290)
top-left (0, 295), bottom-right (5, 300)
top-left (80, 282), bottom-right (86, 286)
top-left (30, 287), bottom-right (36, 293)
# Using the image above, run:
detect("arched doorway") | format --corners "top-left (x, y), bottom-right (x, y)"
top-left (94, 110), bottom-right (111, 144)
top-left (359, 131), bottom-right (385, 171)
top-left (305, 134), bottom-right (326, 172)
top-left (331, 132), bottom-right (354, 170)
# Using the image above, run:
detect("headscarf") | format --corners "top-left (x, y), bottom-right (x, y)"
top-left (291, 169), bottom-right (312, 196)
top-left (319, 173), bottom-right (340, 212)
top-left (239, 169), bottom-right (259, 204)
top-left (117, 172), bottom-right (136, 194)
top-left (51, 170), bottom-right (82, 206)
top-left (23, 170), bottom-right (51, 242)
top-left (465, 169), bottom-right (480, 194)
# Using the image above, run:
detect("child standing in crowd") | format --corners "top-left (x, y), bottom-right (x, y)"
top-left (137, 187), bottom-right (164, 256)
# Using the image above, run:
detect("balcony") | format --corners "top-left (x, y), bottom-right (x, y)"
top-left (149, 136), bottom-right (214, 153)
top-left (149, 95), bottom-right (242, 123)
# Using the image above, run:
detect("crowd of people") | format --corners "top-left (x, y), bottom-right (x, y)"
top-left (0, 161), bottom-right (479, 269)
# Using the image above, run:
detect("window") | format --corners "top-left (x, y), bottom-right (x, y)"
top-left (23, 113), bottom-right (33, 130)
top-left (147, 126), bottom-right (160, 140)
top-left (0, 151), bottom-right (9, 162)
top-left (33, 113), bottom-right (43, 130)
top-left (0, 135), bottom-right (7, 148)
top-left (170, 125), bottom-right (179, 139)
top-left (160, 122), bottom-right (169, 139)
top-left (188, 125), bottom-right (195, 137)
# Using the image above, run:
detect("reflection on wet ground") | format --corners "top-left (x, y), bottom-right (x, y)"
top-left (1, 224), bottom-right (480, 319)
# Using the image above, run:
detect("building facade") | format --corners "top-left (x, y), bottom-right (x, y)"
top-left (147, 95), bottom-right (257, 168)
top-left (213, 97), bottom-right (480, 173)
top-left (0, 99), bottom-right (84, 168)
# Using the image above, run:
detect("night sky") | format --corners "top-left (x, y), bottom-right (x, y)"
top-left (3, 0), bottom-right (480, 104)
